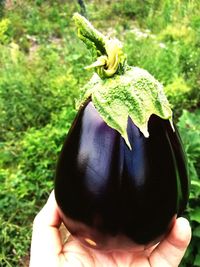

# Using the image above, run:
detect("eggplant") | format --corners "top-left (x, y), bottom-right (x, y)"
top-left (54, 13), bottom-right (189, 251)
top-left (55, 100), bottom-right (189, 250)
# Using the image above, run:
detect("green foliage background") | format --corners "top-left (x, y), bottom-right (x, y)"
top-left (0, 0), bottom-right (199, 266)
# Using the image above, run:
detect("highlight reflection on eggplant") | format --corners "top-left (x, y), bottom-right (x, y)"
top-left (54, 101), bottom-right (189, 250)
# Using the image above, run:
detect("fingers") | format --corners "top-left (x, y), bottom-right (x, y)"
top-left (149, 217), bottom-right (191, 267)
top-left (30, 191), bottom-right (62, 267)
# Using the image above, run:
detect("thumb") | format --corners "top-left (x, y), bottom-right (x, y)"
top-left (149, 217), bottom-right (191, 267)
top-left (29, 191), bottom-right (62, 267)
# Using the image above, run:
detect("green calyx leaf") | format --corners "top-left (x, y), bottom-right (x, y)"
top-left (77, 67), bottom-right (173, 149)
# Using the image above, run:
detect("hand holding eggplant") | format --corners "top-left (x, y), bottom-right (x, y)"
top-left (30, 191), bottom-right (191, 267)
top-left (54, 14), bottom-right (190, 251)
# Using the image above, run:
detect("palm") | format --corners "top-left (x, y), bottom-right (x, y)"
top-left (60, 238), bottom-right (153, 266)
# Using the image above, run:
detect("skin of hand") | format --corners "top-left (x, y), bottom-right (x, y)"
top-left (29, 191), bottom-right (191, 267)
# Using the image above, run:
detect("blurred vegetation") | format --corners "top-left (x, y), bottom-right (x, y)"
top-left (0, 0), bottom-right (199, 266)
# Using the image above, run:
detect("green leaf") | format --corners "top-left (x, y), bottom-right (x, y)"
top-left (193, 226), bottom-right (200, 238)
top-left (194, 254), bottom-right (200, 266)
top-left (190, 207), bottom-right (200, 223)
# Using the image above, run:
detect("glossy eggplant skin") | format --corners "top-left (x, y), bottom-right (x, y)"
top-left (55, 101), bottom-right (189, 251)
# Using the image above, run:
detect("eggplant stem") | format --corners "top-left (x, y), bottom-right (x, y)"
top-left (73, 13), bottom-right (127, 78)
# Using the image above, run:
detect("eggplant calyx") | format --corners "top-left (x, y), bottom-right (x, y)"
top-left (77, 68), bottom-right (174, 149)
top-left (73, 13), bottom-right (127, 78)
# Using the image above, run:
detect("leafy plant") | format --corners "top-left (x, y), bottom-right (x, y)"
top-left (0, 39), bottom-right (90, 140)
top-left (112, 0), bottom-right (153, 19)
top-left (164, 77), bottom-right (197, 118)
top-left (0, 18), bottom-right (10, 43)
top-left (0, 107), bottom-right (76, 266)
top-left (0, 0), bottom-right (5, 18)
top-left (177, 109), bottom-right (200, 266)
top-left (124, 30), bottom-right (183, 88)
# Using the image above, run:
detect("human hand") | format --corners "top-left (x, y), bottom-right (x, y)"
top-left (29, 191), bottom-right (191, 267)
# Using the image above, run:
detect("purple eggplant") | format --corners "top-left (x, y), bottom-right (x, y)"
top-left (54, 13), bottom-right (189, 251)
top-left (54, 100), bottom-right (189, 251)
